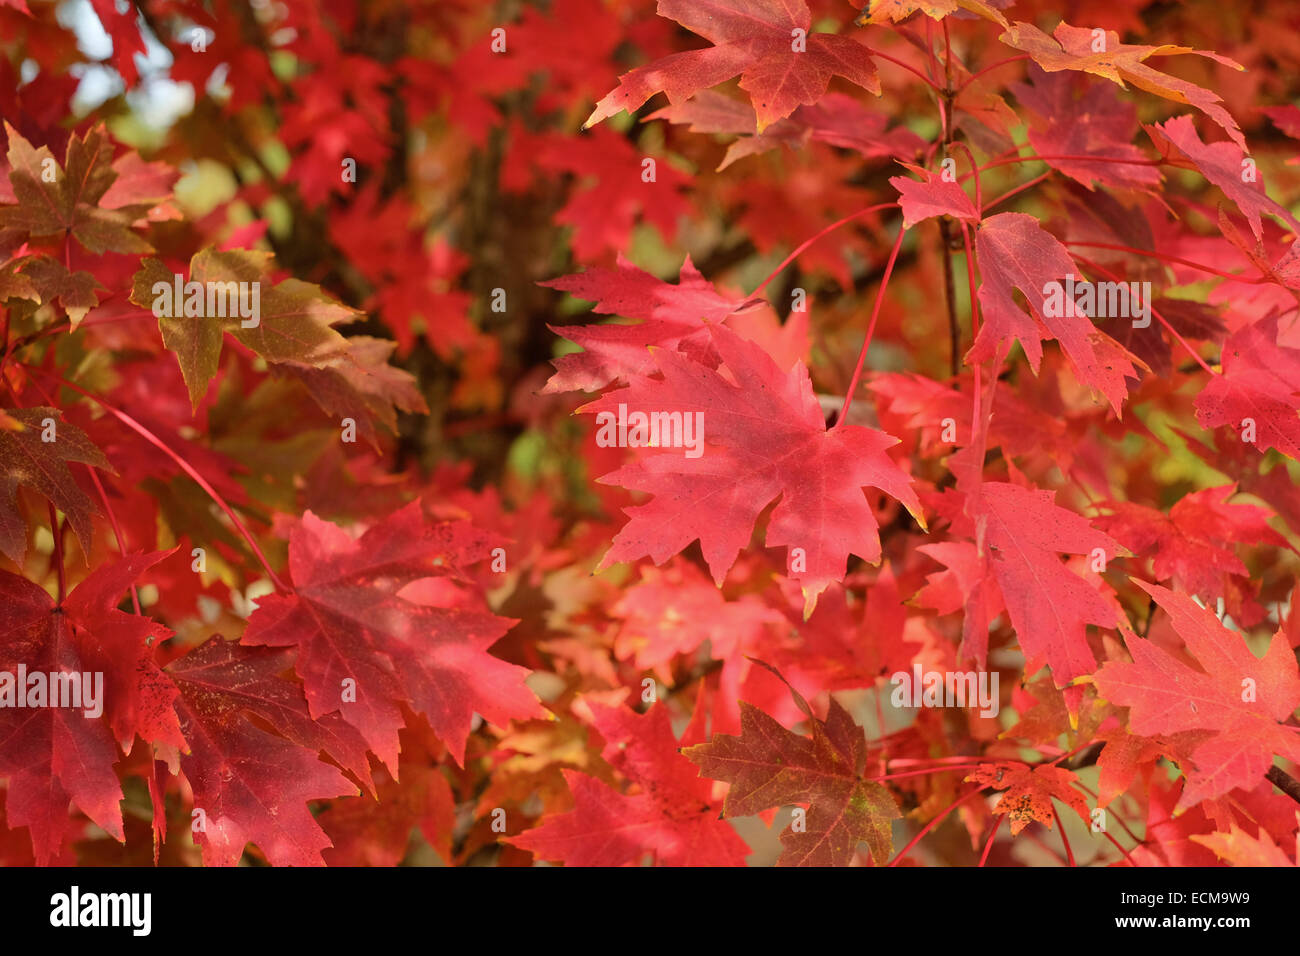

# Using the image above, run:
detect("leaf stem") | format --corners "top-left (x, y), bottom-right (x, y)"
top-left (982, 171), bottom-right (1051, 213)
top-left (1063, 240), bottom-right (1271, 283)
top-left (954, 54), bottom-right (1031, 95)
top-left (974, 153), bottom-right (1163, 174)
top-left (836, 224), bottom-right (907, 427)
top-left (870, 765), bottom-right (986, 781)
top-left (978, 815), bottom-right (1003, 866)
top-left (48, 503), bottom-right (66, 605)
top-left (85, 465), bottom-right (142, 614)
top-left (1052, 805), bottom-right (1076, 866)
top-left (948, 141), bottom-right (981, 215)
top-left (888, 786), bottom-right (986, 866)
top-left (862, 47), bottom-right (942, 93)
top-left (751, 203), bottom-right (896, 295)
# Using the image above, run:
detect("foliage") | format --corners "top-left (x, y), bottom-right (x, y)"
top-left (1, 0), bottom-right (1300, 867)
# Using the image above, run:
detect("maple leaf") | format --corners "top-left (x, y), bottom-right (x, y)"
top-left (971, 212), bottom-right (1139, 412)
top-left (649, 90), bottom-right (923, 170)
top-left (966, 482), bottom-right (1123, 685)
top-left (241, 501), bottom-right (542, 770)
top-left (542, 255), bottom-right (766, 394)
top-left (1194, 315), bottom-right (1300, 460)
top-left (611, 560), bottom-right (780, 674)
top-left (97, 152), bottom-right (179, 215)
top-left (1093, 727), bottom-right (1207, 808)
top-left (1010, 67), bottom-right (1163, 191)
top-left (890, 163), bottom-right (979, 228)
top-left (1191, 819), bottom-right (1297, 866)
top-left (584, 322), bottom-right (923, 612)
top-left (966, 762), bottom-right (1090, 835)
top-left (1213, 208), bottom-right (1300, 292)
top-left (163, 638), bottom-right (369, 867)
top-left (856, 0), bottom-right (1008, 28)
top-left (20, 257), bottom-right (103, 328)
top-left (129, 249), bottom-right (425, 437)
top-left (505, 125), bottom-right (689, 261)
top-left (278, 335), bottom-right (429, 448)
top-left (683, 663), bottom-right (900, 865)
top-left (999, 22), bottom-right (1246, 149)
top-left (87, 0), bottom-right (148, 88)
top-left (1148, 115), bottom-right (1299, 240)
top-left (0, 553), bottom-right (178, 865)
top-left (1127, 776), bottom-right (1222, 866)
top-left (915, 539), bottom-right (1004, 668)
top-left (0, 406), bottom-right (114, 566)
top-left (1094, 579), bottom-right (1300, 805)
top-left (509, 701), bottom-right (749, 866)
top-left (0, 122), bottom-right (152, 255)
top-left (1096, 485), bottom-right (1285, 602)
top-left (129, 249), bottom-right (355, 408)
top-left (319, 725), bottom-right (457, 866)
top-left (0, 255), bottom-right (39, 305)
top-left (585, 0), bottom-right (881, 133)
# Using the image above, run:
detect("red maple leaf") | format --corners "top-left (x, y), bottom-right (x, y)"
top-left (0, 406), bottom-right (114, 566)
top-left (971, 213), bottom-right (1139, 412)
top-left (890, 163), bottom-right (979, 228)
top-left (507, 701), bottom-right (748, 866)
top-left (1010, 67), bottom-right (1162, 191)
top-left (1095, 579), bottom-right (1300, 804)
top-left (960, 482), bottom-right (1123, 684)
top-left (163, 638), bottom-right (370, 867)
top-left (0, 553), bottom-right (179, 864)
top-left (1096, 484), bottom-right (1285, 611)
top-left (541, 255), bottom-right (766, 394)
top-left (584, 322), bottom-right (923, 611)
top-left (1195, 315), bottom-right (1300, 460)
top-left (966, 762), bottom-right (1090, 835)
top-left (585, 0), bottom-right (880, 132)
top-left (999, 21), bottom-right (1245, 149)
top-left (1148, 115), bottom-right (1299, 240)
top-left (241, 500), bottom-right (542, 769)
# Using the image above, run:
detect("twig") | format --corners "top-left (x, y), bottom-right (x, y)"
top-left (1266, 765), bottom-right (1300, 806)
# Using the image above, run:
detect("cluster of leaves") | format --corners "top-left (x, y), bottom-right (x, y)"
top-left (2, 0), bottom-right (1300, 867)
